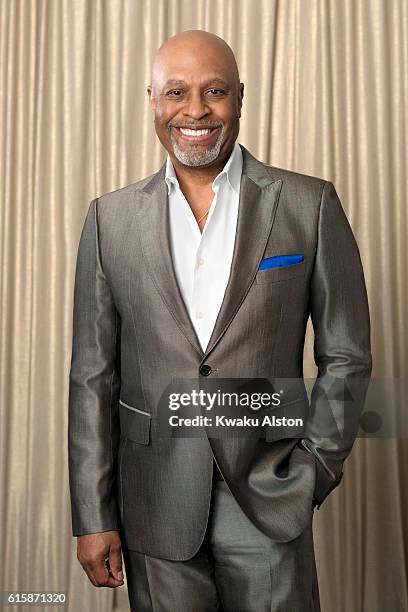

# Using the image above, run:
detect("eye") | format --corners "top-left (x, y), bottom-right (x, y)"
top-left (166, 90), bottom-right (184, 98)
top-left (206, 88), bottom-right (225, 96)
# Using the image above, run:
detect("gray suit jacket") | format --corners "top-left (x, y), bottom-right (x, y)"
top-left (68, 144), bottom-right (372, 560)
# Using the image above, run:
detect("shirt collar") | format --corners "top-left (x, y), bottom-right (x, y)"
top-left (165, 142), bottom-right (243, 195)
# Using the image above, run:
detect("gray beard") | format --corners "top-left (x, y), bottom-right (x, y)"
top-left (170, 126), bottom-right (225, 167)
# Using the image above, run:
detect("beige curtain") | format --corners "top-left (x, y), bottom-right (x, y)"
top-left (1, 1), bottom-right (407, 610)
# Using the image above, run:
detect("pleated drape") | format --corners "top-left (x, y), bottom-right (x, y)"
top-left (0, 1), bottom-right (407, 611)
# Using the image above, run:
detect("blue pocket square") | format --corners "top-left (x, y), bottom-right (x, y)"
top-left (258, 253), bottom-right (304, 270)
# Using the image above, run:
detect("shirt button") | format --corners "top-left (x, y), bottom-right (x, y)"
top-left (200, 364), bottom-right (212, 376)
top-left (197, 257), bottom-right (205, 267)
top-left (196, 311), bottom-right (204, 319)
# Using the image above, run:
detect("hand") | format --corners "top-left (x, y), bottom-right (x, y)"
top-left (77, 530), bottom-right (124, 587)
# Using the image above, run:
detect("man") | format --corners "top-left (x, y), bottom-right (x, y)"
top-left (68, 30), bottom-right (372, 611)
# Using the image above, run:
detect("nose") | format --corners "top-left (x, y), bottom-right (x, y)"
top-left (182, 91), bottom-right (210, 120)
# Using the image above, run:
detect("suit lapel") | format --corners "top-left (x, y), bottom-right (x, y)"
top-left (204, 150), bottom-right (282, 356)
top-left (135, 146), bottom-right (283, 360)
top-left (136, 166), bottom-right (204, 358)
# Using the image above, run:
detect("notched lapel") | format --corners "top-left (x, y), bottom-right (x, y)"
top-left (204, 171), bottom-right (283, 356)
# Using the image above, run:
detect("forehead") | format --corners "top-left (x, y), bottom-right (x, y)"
top-left (161, 76), bottom-right (230, 91)
top-left (153, 48), bottom-right (235, 88)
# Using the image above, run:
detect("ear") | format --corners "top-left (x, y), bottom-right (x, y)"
top-left (238, 82), bottom-right (244, 117)
top-left (147, 85), bottom-right (156, 112)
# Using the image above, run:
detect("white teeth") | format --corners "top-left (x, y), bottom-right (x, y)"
top-left (179, 128), bottom-right (212, 136)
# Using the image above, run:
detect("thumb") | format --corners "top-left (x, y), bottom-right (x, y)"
top-left (109, 546), bottom-right (124, 581)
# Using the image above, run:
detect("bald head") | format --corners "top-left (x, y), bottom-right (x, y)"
top-left (150, 30), bottom-right (240, 96)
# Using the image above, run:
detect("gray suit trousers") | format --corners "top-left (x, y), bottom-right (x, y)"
top-left (121, 471), bottom-right (320, 612)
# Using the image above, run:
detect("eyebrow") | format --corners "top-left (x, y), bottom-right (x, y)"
top-left (162, 77), bottom-right (229, 89)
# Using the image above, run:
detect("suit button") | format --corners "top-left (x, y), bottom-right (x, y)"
top-left (200, 364), bottom-right (212, 376)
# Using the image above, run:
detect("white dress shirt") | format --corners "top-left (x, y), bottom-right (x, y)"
top-left (165, 142), bottom-right (243, 352)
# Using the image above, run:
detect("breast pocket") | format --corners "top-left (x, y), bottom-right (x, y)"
top-left (119, 398), bottom-right (151, 445)
top-left (254, 260), bottom-right (305, 284)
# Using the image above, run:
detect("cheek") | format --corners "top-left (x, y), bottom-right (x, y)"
top-left (153, 102), bottom-right (167, 123)
top-left (154, 114), bottom-right (170, 136)
top-left (219, 108), bottom-right (240, 128)
top-left (155, 111), bottom-right (176, 135)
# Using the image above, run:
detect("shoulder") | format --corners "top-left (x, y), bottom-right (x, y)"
top-left (89, 168), bottom-right (164, 230)
top-left (241, 145), bottom-right (328, 205)
top-left (95, 170), bottom-right (160, 208)
top-left (267, 164), bottom-right (327, 191)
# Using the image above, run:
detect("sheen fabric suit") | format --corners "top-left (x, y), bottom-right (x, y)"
top-left (68, 145), bottom-right (372, 610)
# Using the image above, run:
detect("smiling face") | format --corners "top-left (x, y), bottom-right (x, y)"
top-left (147, 31), bottom-right (244, 170)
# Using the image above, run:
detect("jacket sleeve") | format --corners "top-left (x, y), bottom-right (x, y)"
top-left (300, 181), bottom-right (372, 508)
top-left (68, 198), bottom-right (121, 536)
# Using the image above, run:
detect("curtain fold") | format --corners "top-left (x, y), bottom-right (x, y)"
top-left (1, 1), bottom-right (406, 610)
